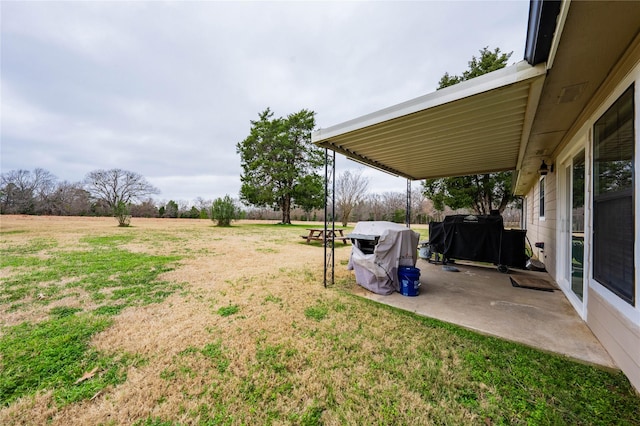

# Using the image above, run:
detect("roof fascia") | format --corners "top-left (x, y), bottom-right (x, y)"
top-left (312, 61), bottom-right (547, 144)
top-left (516, 73), bottom-right (547, 170)
top-left (545, 0), bottom-right (571, 70)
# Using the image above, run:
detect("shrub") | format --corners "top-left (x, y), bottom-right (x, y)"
top-left (210, 195), bottom-right (236, 227)
top-left (114, 201), bottom-right (132, 227)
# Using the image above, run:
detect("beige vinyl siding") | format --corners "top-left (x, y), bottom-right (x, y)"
top-left (525, 174), bottom-right (558, 278)
top-left (587, 290), bottom-right (640, 391)
top-left (542, 177), bottom-right (557, 278)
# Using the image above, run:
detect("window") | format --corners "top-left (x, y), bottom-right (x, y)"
top-left (539, 177), bottom-right (545, 218)
top-left (593, 85), bottom-right (635, 305)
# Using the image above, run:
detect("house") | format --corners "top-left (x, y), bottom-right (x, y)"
top-left (312, 0), bottom-right (640, 391)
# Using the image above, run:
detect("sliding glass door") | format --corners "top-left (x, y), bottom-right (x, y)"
top-left (570, 152), bottom-right (585, 300)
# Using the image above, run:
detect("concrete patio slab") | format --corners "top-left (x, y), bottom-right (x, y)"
top-left (355, 258), bottom-right (616, 369)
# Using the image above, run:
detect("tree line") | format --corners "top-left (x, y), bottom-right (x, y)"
top-left (0, 166), bottom-right (431, 222)
top-left (0, 166), bottom-right (521, 227)
top-left (0, 168), bottom-right (227, 223)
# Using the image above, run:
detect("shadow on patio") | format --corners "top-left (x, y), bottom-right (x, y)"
top-left (354, 258), bottom-right (617, 370)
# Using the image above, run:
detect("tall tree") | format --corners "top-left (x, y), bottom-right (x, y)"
top-left (84, 168), bottom-right (159, 226)
top-left (424, 47), bottom-right (516, 215)
top-left (292, 174), bottom-right (325, 219)
top-left (163, 200), bottom-right (179, 218)
top-left (237, 108), bottom-right (324, 224)
top-left (423, 173), bottom-right (513, 215)
top-left (336, 169), bottom-right (369, 226)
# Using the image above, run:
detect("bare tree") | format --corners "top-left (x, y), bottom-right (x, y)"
top-left (130, 198), bottom-right (159, 218)
top-left (380, 191), bottom-right (406, 223)
top-left (0, 168), bottom-right (56, 214)
top-left (410, 188), bottom-right (427, 224)
top-left (1, 169), bottom-right (32, 214)
top-left (31, 168), bottom-right (57, 213)
top-left (361, 193), bottom-right (384, 221)
top-left (194, 197), bottom-right (212, 219)
top-left (177, 200), bottom-right (192, 218)
top-left (84, 169), bottom-right (159, 226)
top-left (335, 169), bottom-right (369, 226)
top-left (46, 181), bottom-right (92, 216)
top-left (193, 197), bottom-right (210, 219)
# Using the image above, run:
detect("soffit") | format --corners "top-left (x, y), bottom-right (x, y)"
top-left (514, 1), bottom-right (640, 195)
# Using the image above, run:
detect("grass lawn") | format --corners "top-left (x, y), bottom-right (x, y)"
top-left (0, 215), bottom-right (638, 425)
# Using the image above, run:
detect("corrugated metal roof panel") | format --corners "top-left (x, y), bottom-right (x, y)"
top-left (313, 62), bottom-right (546, 180)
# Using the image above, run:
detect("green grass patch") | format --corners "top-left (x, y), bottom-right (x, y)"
top-left (238, 341), bottom-right (299, 420)
top-left (0, 238), bottom-right (58, 268)
top-left (0, 230), bottom-right (28, 235)
top-left (81, 234), bottom-right (136, 246)
top-left (49, 306), bottom-right (83, 319)
top-left (0, 313), bottom-right (136, 406)
top-left (339, 296), bottom-right (640, 424)
top-left (93, 304), bottom-right (128, 316)
top-left (0, 238), bottom-right (182, 311)
top-left (217, 304), bottom-right (239, 317)
top-left (161, 340), bottom-right (231, 383)
top-left (460, 337), bottom-right (638, 424)
top-left (264, 294), bottom-right (283, 304)
top-left (304, 304), bottom-right (328, 321)
top-left (201, 340), bottom-right (231, 374)
top-left (133, 418), bottom-right (179, 426)
top-left (255, 343), bottom-right (296, 374)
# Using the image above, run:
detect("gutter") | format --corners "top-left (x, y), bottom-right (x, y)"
top-left (524, 0), bottom-right (562, 65)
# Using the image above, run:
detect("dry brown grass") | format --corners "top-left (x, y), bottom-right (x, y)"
top-left (0, 216), bottom-right (369, 424)
top-left (2, 215), bottom-right (638, 426)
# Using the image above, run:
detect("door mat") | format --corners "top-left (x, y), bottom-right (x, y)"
top-left (510, 276), bottom-right (557, 292)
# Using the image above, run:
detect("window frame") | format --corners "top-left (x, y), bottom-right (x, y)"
top-left (592, 84), bottom-right (635, 306)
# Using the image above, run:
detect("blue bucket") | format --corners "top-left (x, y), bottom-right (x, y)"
top-left (398, 266), bottom-right (420, 296)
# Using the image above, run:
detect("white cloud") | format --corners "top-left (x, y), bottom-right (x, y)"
top-left (1, 1), bottom-right (529, 203)
top-left (149, 174), bottom-right (240, 205)
top-left (1, 2), bottom-right (141, 63)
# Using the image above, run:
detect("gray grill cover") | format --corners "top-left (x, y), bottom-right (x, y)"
top-left (347, 221), bottom-right (420, 295)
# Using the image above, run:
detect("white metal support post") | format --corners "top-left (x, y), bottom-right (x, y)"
top-left (405, 179), bottom-right (412, 227)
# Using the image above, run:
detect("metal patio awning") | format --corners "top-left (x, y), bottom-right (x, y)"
top-left (312, 61), bottom-right (547, 181)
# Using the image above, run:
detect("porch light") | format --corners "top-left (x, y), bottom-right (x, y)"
top-left (539, 160), bottom-right (552, 175)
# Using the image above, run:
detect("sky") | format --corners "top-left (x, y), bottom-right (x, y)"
top-left (1, 1), bottom-right (530, 205)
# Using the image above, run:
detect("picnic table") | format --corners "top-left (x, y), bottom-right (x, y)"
top-left (301, 228), bottom-right (350, 244)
